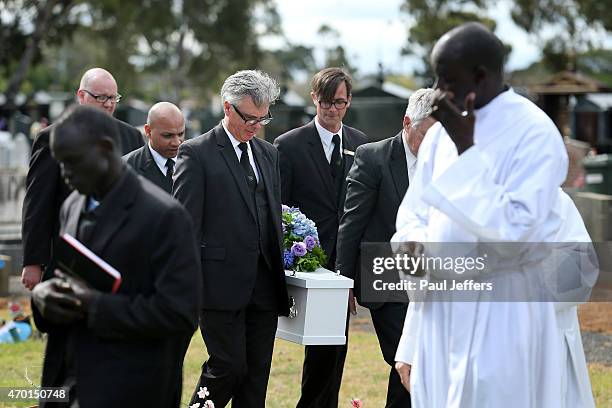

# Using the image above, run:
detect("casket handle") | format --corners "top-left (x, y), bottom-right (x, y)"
top-left (288, 296), bottom-right (298, 319)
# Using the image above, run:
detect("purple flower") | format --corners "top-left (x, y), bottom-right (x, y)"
top-left (282, 204), bottom-right (290, 212)
top-left (304, 235), bottom-right (316, 250)
top-left (283, 250), bottom-right (295, 269)
top-left (291, 242), bottom-right (307, 257)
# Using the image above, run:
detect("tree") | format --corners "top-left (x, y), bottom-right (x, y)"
top-left (1, 0), bottom-right (280, 113)
top-left (316, 24), bottom-right (357, 74)
top-left (400, 0), bottom-right (610, 79)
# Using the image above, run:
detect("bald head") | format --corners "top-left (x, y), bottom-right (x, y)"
top-left (77, 68), bottom-right (120, 115)
top-left (432, 23), bottom-right (505, 76)
top-left (431, 22), bottom-right (506, 109)
top-left (145, 102), bottom-right (186, 159)
top-left (51, 105), bottom-right (123, 196)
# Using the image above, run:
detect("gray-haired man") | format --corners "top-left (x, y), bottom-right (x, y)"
top-left (173, 70), bottom-right (290, 408)
top-left (336, 88), bottom-right (437, 408)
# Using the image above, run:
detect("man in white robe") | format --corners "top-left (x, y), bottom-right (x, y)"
top-left (550, 192), bottom-right (596, 408)
top-left (392, 23), bottom-right (571, 407)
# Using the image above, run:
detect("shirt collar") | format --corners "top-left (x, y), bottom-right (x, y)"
top-left (148, 142), bottom-right (175, 170)
top-left (401, 130), bottom-right (417, 168)
top-left (222, 119), bottom-right (251, 151)
top-left (314, 116), bottom-right (343, 150)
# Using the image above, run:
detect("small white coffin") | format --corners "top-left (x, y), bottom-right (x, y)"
top-left (276, 268), bottom-right (353, 345)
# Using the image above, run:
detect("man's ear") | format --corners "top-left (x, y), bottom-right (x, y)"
top-left (98, 136), bottom-right (116, 154)
top-left (310, 91), bottom-right (318, 105)
top-left (144, 123), bottom-right (152, 139)
top-left (474, 65), bottom-right (487, 85)
top-left (403, 115), bottom-right (411, 129)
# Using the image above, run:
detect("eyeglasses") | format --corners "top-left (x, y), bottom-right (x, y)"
top-left (318, 99), bottom-right (349, 109)
top-left (232, 104), bottom-right (273, 126)
top-left (82, 89), bottom-right (122, 104)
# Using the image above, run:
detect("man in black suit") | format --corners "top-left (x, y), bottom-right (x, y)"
top-left (173, 70), bottom-right (290, 408)
top-left (21, 67), bottom-right (144, 290)
top-left (31, 105), bottom-right (201, 407)
top-left (124, 102), bottom-right (185, 193)
top-left (336, 88), bottom-right (437, 408)
top-left (273, 67), bottom-right (368, 408)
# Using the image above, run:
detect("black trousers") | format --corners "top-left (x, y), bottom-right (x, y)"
top-left (190, 306), bottom-right (278, 408)
top-left (296, 308), bottom-right (349, 408)
top-left (369, 302), bottom-right (411, 408)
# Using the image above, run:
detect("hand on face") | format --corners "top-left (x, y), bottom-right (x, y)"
top-left (432, 90), bottom-right (476, 155)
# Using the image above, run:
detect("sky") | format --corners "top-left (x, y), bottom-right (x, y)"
top-left (259, 0), bottom-right (610, 79)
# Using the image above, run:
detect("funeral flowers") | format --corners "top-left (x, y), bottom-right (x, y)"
top-left (282, 205), bottom-right (327, 272)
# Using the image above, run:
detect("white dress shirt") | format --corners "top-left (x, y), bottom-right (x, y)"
top-left (222, 120), bottom-right (260, 182)
top-left (401, 130), bottom-right (418, 181)
top-left (148, 142), bottom-right (176, 177)
top-left (314, 116), bottom-right (343, 163)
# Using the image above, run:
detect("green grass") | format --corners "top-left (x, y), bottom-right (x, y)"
top-left (1, 330), bottom-right (611, 407)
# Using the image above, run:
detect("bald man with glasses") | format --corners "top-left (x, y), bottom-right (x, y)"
top-left (21, 67), bottom-right (144, 290)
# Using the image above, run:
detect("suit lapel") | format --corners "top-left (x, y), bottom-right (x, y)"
top-left (389, 132), bottom-right (409, 200)
top-left (63, 195), bottom-right (85, 238)
top-left (306, 121), bottom-right (336, 201)
top-left (251, 139), bottom-right (281, 236)
top-left (215, 125), bottom-right (257, 221)
top-left (89, 170), bottom-right (136, 255)
top-left (341, 126), bottom-right (359, 181)
top-left (141, 145), bottom-right (167, 188)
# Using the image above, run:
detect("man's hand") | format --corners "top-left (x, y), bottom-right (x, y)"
top-left (348, 288), bottom-right (357, 316)
top-left (32, 278), bottom-right (84, 324)
top-left (53, 270), bottom-right (99, 313)
top-left (21, 265), bottom-right (43, 290)
top-left (432, 91), bottom-right (476, 155)
top-left (395, 361), bottom-right (412, 392)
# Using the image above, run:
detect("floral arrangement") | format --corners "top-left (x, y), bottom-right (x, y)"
top-left (281, 205), bottom-right (327, 272)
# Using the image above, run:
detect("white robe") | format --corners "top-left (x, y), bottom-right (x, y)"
top-left (393, 88), bottom-right (570, 408)
top-left (551, 192), bottom-right (596, 408)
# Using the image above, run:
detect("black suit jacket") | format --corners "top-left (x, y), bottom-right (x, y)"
top-left (336, 132), bottom-right (410, 307)
top-left (21, 118), bottom-right (144, 268)
top-left (173, 123), bottom-right (290, 315)
top-left (35, 167), bottom-right (201, 407)
top-left (273, 119), bottom-right (368, 268)
top-left (123, 144), bottom-right (172, 193)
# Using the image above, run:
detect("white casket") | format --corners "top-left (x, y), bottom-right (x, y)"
top-left (276, 268), bottom-right (353, 345)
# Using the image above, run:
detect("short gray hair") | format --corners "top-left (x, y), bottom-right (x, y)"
top-left (405, 88), bottom-right (436, 127)
top-left (220, 70), bottom-right (280, 108)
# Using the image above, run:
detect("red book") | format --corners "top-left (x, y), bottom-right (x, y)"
top-left (54, 233), bottom-right (122, 293)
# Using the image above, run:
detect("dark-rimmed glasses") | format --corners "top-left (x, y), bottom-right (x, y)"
top-left (82, 89), bottom-right (122, 104)
top-left (232, 104), bottom-right (273, 126)
top-left (318, 99), bottom-right (349, 109)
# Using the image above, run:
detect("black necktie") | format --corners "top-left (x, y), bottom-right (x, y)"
top-left (165, 158), bottom-right (174, 184)
top-left (78, 206), bottom-right (97, 246)
top-left (238, 142), bottom-right (257, 191)
top-left (330, 134), bottom-right (341, 178)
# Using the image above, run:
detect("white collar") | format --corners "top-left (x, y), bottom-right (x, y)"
top-left (222, 119), bottom-right (253, 152)
top-left (401, 130), bottom-right (417, 168)
top-left (148, 142), bottom-right (175, 169)
top-left (314, 116), bottom-right (343, 149)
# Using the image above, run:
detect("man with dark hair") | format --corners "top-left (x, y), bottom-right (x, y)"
top-left (274, 67), bottom-right (368, 408)
top-left (173, 70), bottom-right (290, 408)
top-left (336, 88), bottom-right (437, 408)
top-left (21, 67), bottom-right (144, 290)
top-left (393, 23), bottom-right (569, 407)
top-left (124, 102), bottom-right (185, 193)
top-left (31, 104), bottom-right (201, 407)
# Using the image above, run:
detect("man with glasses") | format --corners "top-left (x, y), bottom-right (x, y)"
top-left (173, 70), bottom-right (290, 408)
top-left (21, 67), bottom-right (144, 290)
top-left (274, 67), bottom-right (368, 408)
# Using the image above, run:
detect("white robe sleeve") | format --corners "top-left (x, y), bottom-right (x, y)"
top-left (421, 130), bottom-right (568, 242)
top-left (394, 301), bottom-right (422, 364)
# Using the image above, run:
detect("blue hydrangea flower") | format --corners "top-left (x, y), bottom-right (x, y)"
top-left (283, 250), bottom-right (295, 269)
